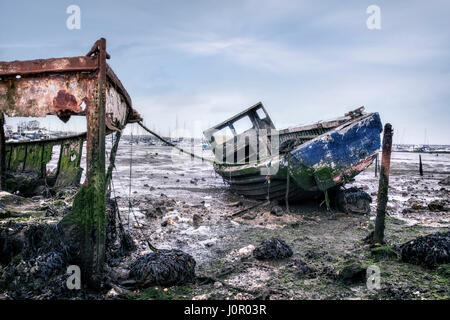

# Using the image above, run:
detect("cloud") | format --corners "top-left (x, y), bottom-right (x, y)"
top-left (177, 37), bottom-right (339, 73)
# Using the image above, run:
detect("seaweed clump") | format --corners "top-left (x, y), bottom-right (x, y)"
top-left (253, 238), bottom-right (293, 261)
top-left (0, 224), bottom-right (79, 299)
top-left (399, 231), bottom-right (450, 268)
top-left (336, 187), bottom-right (372, 214)
top-left (129, 249), bottom-right (196, 287)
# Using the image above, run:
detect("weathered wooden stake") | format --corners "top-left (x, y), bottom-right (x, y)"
top-left (285, 173), bottom-right (290, 213)
top-left (373, 123), bottom-right (393, 244)
top-left (0, 113), bottom-right (5, 190)
top-left (374, 153), bottom-right (378, 177)
top-left (419, 154), bottom-right (423, 176)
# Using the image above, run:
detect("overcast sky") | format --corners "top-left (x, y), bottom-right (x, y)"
top-left (1, 0), bottom-right (449, 144)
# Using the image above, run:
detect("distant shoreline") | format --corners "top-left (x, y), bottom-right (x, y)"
top-left (392, 150), bottom-right (450, 154)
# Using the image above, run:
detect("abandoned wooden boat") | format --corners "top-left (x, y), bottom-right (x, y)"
top-left (203, 103), bottom-right (382, 201)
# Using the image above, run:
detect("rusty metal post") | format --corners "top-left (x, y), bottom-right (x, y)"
top-left (373, 123), bottom-right (393, 244)
top-left (0, 113), bottom-right (5, 190)
top-left (63, 38), bottom-right (107, 287)
top-left (419, 154), bottom-right (423, 176)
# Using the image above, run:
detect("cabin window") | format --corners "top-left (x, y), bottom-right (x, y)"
top-left (232, 116), bottom-right (253, 135)
top-left (212, 126), bottom-right (234, 144)
top-left (256, 108), bottom-right (266, 120)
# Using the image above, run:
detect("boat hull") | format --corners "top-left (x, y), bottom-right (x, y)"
top-left (214, 112), bottom-right (382, 200)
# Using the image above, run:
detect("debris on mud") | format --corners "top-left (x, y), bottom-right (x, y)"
top-left (0, 190), bottom-right (135, 299)
top-left (129, 249), bottom-right (196, 287)
top-left (427, 200), bottom-right (448, 212)
top-left (139, 195), bottom-right (177, 218)
top-left (371, 245), bottom-right (398, 261)
top-left (436, 264), bottom-right (450, 278)
top-left (225, 245), bottom-right (255, 262)
top-left (253, 238), bottom-right (293, 261)
top-left (289, 259), bottom-right (317, 278)
top-left (399, 231), bottom-right (450, 268)
top-left (405, 201), bottom-right (426, 212)
top-left (192, 214), bottom-right (203, 228)
top-left (336, 187), bottom-right (372, 214)
top-left (270, 205), bottom-right (284, 216)
top-left (438, 176), bottom-right (450, 186)
top-left (336, 261), bottom-right (367, 284)
top-left (0, 223), bottom-right (77, 299)
top-left (106, 198), bottom-right (136, 264)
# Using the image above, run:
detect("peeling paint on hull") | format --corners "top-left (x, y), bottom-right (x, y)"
top-left (215, 112), bottom-right (383, 200)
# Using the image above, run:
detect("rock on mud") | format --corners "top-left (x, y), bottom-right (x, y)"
top-left (270, 205), bottom-right (283, 216)
top-left (336, 187), bottom-right (372, 214)
top-left (289, 259), bottom-right (317, 278)
top-left (129, 249), bottom-right (196, 287)
top-left (438, 176), bottom-right (450, 186)
top-left (399, 231), bottom-right (450, 268)
top-left (427, 200), bottom-right (448, 212)
top-left (253, 238), bottom-right (293, 261)
top-left (336, 262), bottom-right (366, 284)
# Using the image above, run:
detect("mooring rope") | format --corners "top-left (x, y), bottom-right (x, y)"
top-left (137, 121), bottom-right (213, 163)
top-left (128, 128), bottom-right (133, 228)
top-left (137, 121), bottom-right (275, 166)
top-left (125, 124), bottom-right (158, 252)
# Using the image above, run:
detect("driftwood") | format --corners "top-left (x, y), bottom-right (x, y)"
top-left (231, 201), bottom-right (270, 217)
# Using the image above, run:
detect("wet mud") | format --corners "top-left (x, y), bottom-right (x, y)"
top-left (110, 145), bottom-right (449, 300)
top-left (1, 143), bottom-right (449, 300)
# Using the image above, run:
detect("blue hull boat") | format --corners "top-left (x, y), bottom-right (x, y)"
top-left (203, 103), bottom-right (382, 200)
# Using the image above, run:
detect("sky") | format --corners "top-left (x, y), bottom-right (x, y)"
top-left (0, 0), bottom-right (449, 144)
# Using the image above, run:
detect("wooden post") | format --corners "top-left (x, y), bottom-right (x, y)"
top-left (0, 113), bottom-right (5, 190)
top-left (419, 154), bottom-right (423, 176)
top-left (191, 137), bottom-right (194, 161)
top-left (374, 153), bottom-right (378, 177)
top-left (285, 173), bottom-right (290, 213)
top-left (373, 123), bottom-right (393, 244)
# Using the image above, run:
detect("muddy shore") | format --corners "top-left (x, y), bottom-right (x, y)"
top-left (1, 144), bottom-right (449, 300)
top-left (111, 144), bottom-right (449, 300)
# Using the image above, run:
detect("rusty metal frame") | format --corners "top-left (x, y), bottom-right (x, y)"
top-left (0, 38), bottom-right (142, 189)
top-left (0, 38), bottom-right (141, 284)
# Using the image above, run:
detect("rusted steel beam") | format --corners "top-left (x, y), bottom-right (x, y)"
top-left (0, 56), bottom-right (98, 76)
top-left (86, 39), bottom-right (111, 60)
top-left (0, 72), bottom-right (95, 121)
top-left (0, 45), bottom-right (134, 128)
top-left (373, 123), bottom-right (393, 244)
